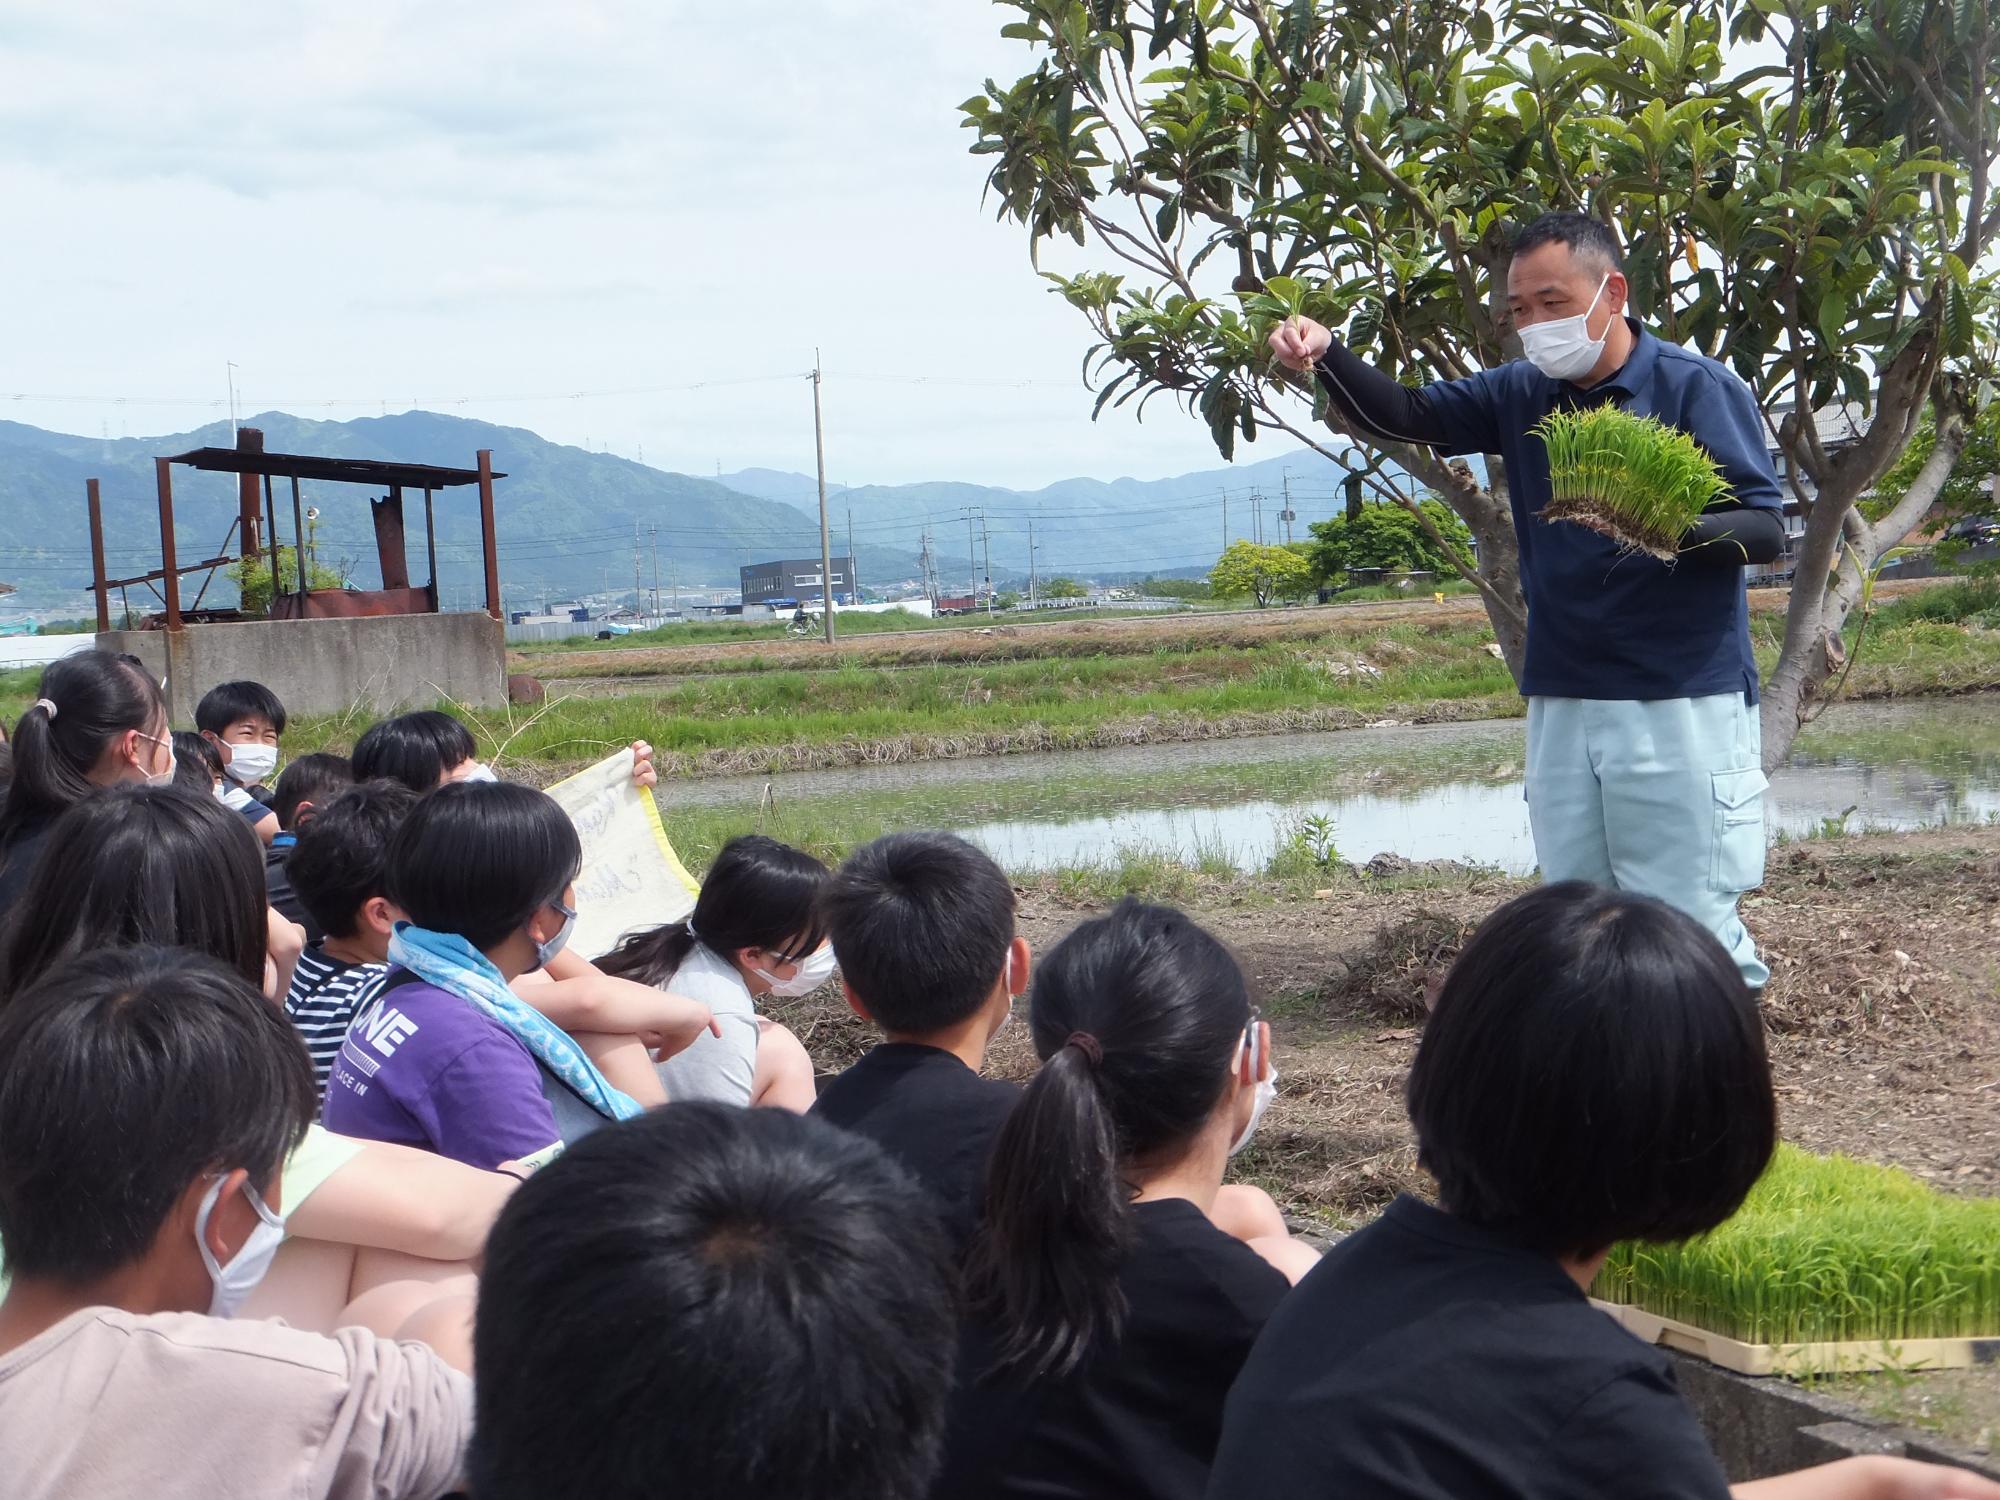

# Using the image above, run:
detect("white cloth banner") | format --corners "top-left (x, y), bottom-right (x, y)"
top-left (546, 748), bottom-right (700, 960)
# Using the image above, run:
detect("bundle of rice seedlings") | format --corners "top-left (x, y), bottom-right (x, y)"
top-left (1535, 405), bottom-right (1728, 561)
top-left (1594, 1145), bottom-right (2000, 1346)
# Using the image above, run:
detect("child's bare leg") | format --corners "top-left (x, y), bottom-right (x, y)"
top-left (1212, 1183), bottom-right (1289, 1243)
top-left (1247, 1234), bottom-right (1322, 1285)
top-left (339, 1275), bottom-right (479, 1371)
top-left (574, 1031), bottom-right (668, 1108)
top-left (751, 1018), bottom-right (817, 1111)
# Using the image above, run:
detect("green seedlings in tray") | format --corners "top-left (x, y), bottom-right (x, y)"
top-left (1593, 1145), bottom-right (2000, 1346)
top-left (1534, 405), bottom-right (1728, 561)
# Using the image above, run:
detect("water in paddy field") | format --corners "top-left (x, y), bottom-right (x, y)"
top-left (656, 694), bottom-right (2000, 875)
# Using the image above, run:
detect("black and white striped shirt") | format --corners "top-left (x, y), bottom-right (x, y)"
top-left (284, 948), bottom-right (389, 1103)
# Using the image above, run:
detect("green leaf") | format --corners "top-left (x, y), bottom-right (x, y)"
top-left (999, 21), bottom-right (1043, 42)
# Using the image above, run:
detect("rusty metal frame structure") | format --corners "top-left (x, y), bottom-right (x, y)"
top-left (88, 436), bottom-right (506, 631)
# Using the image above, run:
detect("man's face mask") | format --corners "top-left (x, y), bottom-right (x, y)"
top-left (1517, 272), bottom-right (1612, 383)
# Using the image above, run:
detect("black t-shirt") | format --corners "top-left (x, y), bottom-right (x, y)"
top-left (264, 837), bottom-right (319, 946)
top-left (811, 1042), bottom-right (1019, 1250)
top-left (1206, 1195), bottom-right (1731, 1500)
top-left (933, 1197), bottom-right (1290, 1500)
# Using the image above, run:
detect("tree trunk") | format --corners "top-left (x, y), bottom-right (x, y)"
top-left (1759, 406), bottom-right (1970, 769)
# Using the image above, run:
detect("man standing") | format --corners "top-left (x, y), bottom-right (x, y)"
top-left (1270, 212), bottom-right (1786, 988)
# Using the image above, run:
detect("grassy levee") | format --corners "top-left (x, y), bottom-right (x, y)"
top-left (4, 579), bottom-right (1997, 777)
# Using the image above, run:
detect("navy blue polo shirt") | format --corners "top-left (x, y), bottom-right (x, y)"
top-left (1423, 319), bottom-right (1783, 702)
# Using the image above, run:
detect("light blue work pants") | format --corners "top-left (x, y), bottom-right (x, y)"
top-left (1524, 693), bottom-right (1770, 990)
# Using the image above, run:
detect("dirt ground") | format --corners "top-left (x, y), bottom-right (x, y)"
top-left (775, 822), bottom-right (2000, 1221)
top-left (520, 579), bottom-right (1934, 680)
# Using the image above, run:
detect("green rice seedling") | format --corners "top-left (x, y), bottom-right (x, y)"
top-left (1535, 405), bottom-right (1728, 561)
top-left (1594, 1145), bottom-right (2000, 1346)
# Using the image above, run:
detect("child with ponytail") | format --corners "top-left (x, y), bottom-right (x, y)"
top-left (596, 834), bottom-right (825, 1110)
top-left (936, 898), bottom-right (1318, 1500)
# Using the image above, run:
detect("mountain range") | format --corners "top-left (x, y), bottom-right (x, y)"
top-left (0, 409), bottom-right (1367, 611)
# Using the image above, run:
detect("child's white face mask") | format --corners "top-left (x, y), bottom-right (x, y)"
top-left (1229, 1018), bottom-right (1279, 1157)
top-left (754, 943), bottom-right (837, 997)
top-left (224, 742), bottom-right (279, 785)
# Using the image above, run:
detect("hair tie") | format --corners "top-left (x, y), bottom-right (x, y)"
top-left (684, 916), bottom-right (701, 942)
top-left (1065, 1031), bottom-right (1104, 1069)
top-left (32, 698), bottom-right (57, 720)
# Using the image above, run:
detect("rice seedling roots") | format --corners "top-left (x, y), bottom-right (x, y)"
top-left (1540, 496), bottom-right (1682, 562)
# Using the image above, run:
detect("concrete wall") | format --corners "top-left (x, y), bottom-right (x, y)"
top-left (100, 612), bottom-right (506, 720)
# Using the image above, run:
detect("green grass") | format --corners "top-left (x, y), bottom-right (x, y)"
top-left (1329, 579), bottom-right (1478, 604)
top-left (275, 623), bottom-right (1521, 774)
top-left (1594, 1145), bottom-right (2000, 1345)
top-left (1865, 575), bottom-right (2000, 633)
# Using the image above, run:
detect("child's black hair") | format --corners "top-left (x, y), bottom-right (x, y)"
top-left (966, 898), bottom-right (1252, 1378)
top-left (351, 710), bottom-right (478, 791)
top-left (598, 834), bottom-right (828, 987)
top-left (386, 780), bottom-right (580, 952)
top-left (819, 832), bottom-right (1016, 1035)
top-left (0, 650), bottom-right (165, 863)
top-left (1406, 881), bottom-right (1776, 1260)
top-left (272, 752), bottom-right (354, 831)
top-left (0, 784), bottom-right (270, 1000)
top-left (287, 778), bottom-right (422, 939)
top-left (171, 729), bottom-right (224, 792)
top-left (194, 679), bottom-right (289, 737)
top-left (472, 1103), bottom-right (957, 1500)
top-left (0, 945), bottom-right (314, 1283)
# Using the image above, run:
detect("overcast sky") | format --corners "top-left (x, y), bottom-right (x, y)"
top-left (0, 1), bottom-right (1275, 489)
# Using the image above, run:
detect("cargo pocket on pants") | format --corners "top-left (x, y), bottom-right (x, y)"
top-left (1710, 766), bottom-right (1769, 892)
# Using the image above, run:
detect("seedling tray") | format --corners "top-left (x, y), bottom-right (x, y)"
top-left (1592, 1298), bottom-right (2000, 1377)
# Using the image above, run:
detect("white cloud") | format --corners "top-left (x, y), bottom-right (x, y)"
top-left (0, 0), bottom-right (1304, 487)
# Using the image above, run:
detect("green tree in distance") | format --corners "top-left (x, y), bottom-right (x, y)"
top-left (1210, 537), bottom-right (1314, 604)
top-left (1043, 575), bottom-right (1089, 597)
top-left (1307, 500), bottom-right (1476, 584)
top-left (963, 0), bottom-right (1999, 768)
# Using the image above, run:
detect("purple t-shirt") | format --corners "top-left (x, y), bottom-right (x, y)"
top-left (322, 974), bottom-right (561, 1170)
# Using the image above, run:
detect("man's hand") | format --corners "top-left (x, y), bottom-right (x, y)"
top-left (628, 740), bottom-right (658, 790)
top-left (1267, 315), bottom-right (1332, 373)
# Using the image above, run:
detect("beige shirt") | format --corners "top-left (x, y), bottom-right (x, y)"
top-left (0, 1306), bottom-right (471, 1500)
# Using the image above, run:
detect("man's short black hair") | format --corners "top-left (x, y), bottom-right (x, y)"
top-left (272, 752), bottom-right (354, 831)
top-left (386, 780), bottom-right (580, 951)
top-left (1406, 882), bottom-right (1775, 1259)
top-left (1512, 210), bottom-right (1624, 274)
top-left (0, 945), bottom-right (314, 1282)
top-left (351, 710), bottom-right (478, 791)
top-left (194, 679), bottom-right (289, 737)
top-left (287, 778), bottom-right (421, 938)
top-left (471, 1103), bottom-right (957, 1500)
top-left (820, 831), bottom-right (1016, 1035)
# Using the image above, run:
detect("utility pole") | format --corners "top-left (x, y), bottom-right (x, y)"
top-left (980, 514), bottom-right (993, 616)
top-left (846, 506), bottom-right (855, 602)
top-left (812, 352), bottom-right (836, 644)
top-left (633, 524), bottom-right (643, 615)
top-left (1028, 518), bottom-right (1038, 606)
top-left (650, 526), bottom-right (660, 615)
top-left (963, 508), bottom-right (980, 598)
top-left (226, 362), bottom-right (239, 439)
top-left (1280, 475), bottom-right (1296, 543)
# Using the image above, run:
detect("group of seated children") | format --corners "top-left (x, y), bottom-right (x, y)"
top-left (1, 648), bottom-right (1997, 1500)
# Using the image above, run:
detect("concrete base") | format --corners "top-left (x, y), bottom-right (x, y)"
top-left (1674, 1354), bottom-right (2000, 1481)
top-left (101, 612), bottom-right (507, 720)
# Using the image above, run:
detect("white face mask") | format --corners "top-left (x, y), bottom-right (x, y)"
top-left (1517, 273), bottom-right (1612, 383)
top-left (224, 742), bottom-right (279, 785)
top-left (138, 731), bottom-right (176, 788)
top-left (533, 900), bottom-right (577, 971)
top-left (196, 1175), bottom-right (287, 1318)
top-left (459, 761), bottom-right (500, 784)
top-left (1228, 1021), bottom-right (1280, 1158)
top-left (753, 942), bottom-right (837, 998)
